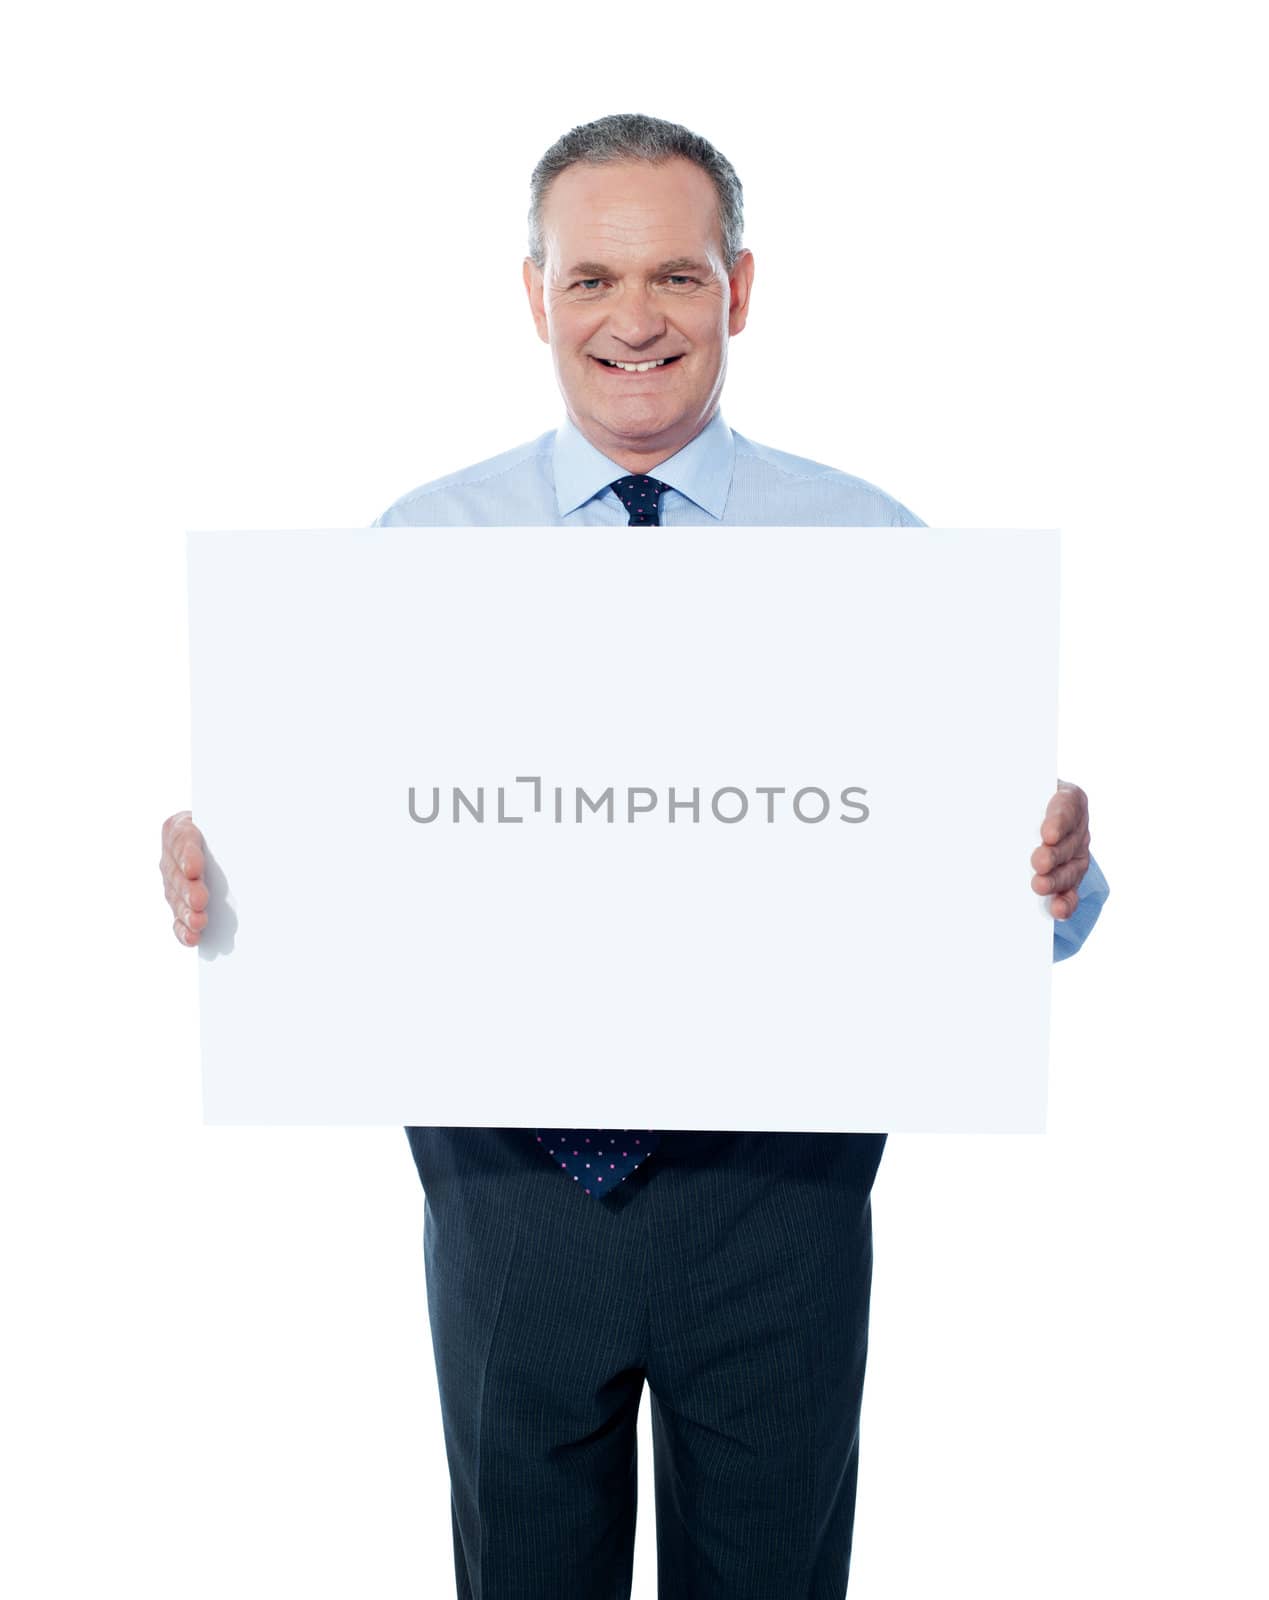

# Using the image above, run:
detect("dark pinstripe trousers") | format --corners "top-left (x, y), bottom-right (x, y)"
top-left (404, 1126), bottom-right (887, 1600)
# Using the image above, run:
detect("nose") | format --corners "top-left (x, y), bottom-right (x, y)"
top-left (603, 283), bottom-right (667, 350)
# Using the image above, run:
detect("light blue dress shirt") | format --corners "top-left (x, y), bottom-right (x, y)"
top-left (376, 407), bottom-right (1109, 958)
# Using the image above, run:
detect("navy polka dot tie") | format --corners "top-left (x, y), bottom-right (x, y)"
top-left (531, 474), bottom-right (668, 1194)
top-left (608, 472), bottom-right (669, 526)
top-left (534, 1130), bottom-right (660, 1195)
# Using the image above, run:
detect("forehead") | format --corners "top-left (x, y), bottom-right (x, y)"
top-left (540, 158), bottom-right (724, 269)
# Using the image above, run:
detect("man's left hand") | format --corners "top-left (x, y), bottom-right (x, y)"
top-left (1031, 780), bottom-right (1090, 920)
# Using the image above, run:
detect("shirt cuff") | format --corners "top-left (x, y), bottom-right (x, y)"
top-left (1052, 849), bottom-right (1109, 962)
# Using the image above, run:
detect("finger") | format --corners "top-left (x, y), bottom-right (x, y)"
top-left (173, 916), bottom-right (201, 946)
top-left (1040, 783), bottom-right (1087, 846)
top-left (161, 810), bottom-right (194, 855)
top-left (160, 838), bottom-right (209, 902)
top-left (1032, 854), bottom-right (1090, 896)
top-left (1032, 826), bottom-right (1090, 877)
top-left (176, 833), bottom-right (205, 881)
top-left (162, 857), bottom-right (210, 913)
top-left (1039, 797), bottom-right (1074, 846)
top-left (166, 877), bottom-right (209, 926)
top-left (162, 811), bottom-right (206, 880)
top-left (1049, 888), bottom-right (1080, 920)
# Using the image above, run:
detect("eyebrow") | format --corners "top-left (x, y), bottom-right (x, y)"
top-left (563, 257), bottom-right (711, 278)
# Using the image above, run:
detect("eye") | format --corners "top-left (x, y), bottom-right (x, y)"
top-left (664, 275), bottom-right (696, 286)
top-left (574, 278), bottom-right (603, 290)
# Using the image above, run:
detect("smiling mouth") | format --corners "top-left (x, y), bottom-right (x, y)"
top-left (591, 354), bottom-right (684, 372)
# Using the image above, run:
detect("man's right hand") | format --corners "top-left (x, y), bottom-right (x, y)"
top-left (160, 810), bottom-right (210, 946)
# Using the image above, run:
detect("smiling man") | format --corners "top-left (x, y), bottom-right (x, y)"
top-left (525, 154), bottom-right (745, 473)
top-left (161, 113), bottom-right (1108, 1598)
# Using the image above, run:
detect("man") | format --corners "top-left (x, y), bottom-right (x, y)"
top-left (161, 114), bottom-right (1108, 1598)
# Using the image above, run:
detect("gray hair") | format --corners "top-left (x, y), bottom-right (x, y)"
top-left (527, 113), bottom-right (744, 272)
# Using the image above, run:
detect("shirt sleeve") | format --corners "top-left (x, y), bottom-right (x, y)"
top-left (1052, 850), bottom-right (1109, 962)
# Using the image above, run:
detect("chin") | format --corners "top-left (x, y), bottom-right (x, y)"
top-left (599, 398), bottom-right (679, 431)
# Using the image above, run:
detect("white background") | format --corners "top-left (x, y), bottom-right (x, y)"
top-left (1, 2), bottom-right (1264, 1596)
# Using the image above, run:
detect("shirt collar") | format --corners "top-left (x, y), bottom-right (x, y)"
top-left (553, 407), bottom-right (735, 520)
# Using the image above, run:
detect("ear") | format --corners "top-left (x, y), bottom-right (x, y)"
top-left (727, 249), bottom-right (755, 337)
top-left (523, 258), bottom-right (550, 344)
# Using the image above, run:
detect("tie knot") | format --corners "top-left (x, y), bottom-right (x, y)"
top-left (609, 473), bottom-right (668, 525)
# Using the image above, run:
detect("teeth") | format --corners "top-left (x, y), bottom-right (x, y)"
top-left (604, 358), bottom-right (668, 371)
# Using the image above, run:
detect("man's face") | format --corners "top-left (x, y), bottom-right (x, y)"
top-left (523, 157), bottom-right (754, 472)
